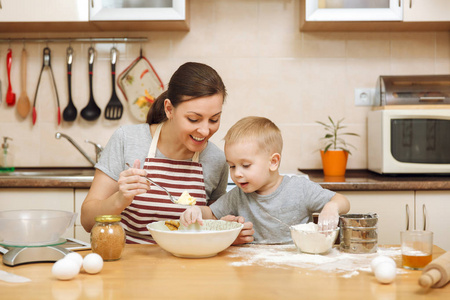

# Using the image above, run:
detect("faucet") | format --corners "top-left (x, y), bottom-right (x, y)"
top-left (55, 132), bottom-right (103, 166)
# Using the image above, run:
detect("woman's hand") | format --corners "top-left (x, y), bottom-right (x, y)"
top-left (221, 215), bottom-right (254, 245)
top-left (180, 206), bottom-right (203, 227)
top-left (118, 159), bottom-right (151, 207)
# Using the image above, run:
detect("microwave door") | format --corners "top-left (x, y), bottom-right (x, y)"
top-left (391, 119), bottom-right (450, 164)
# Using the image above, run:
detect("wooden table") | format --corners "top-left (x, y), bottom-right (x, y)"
top-left (1, 244), bottom-right (449, 299)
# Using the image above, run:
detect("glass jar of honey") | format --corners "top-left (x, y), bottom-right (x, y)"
top-left (91, 215), bottom-right (125, 261)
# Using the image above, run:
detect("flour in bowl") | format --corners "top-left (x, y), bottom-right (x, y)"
top-left (290, 222), bottom-right (338, 254)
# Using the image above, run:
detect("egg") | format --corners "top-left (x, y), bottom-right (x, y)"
top-left (370, 255), bottom-right (396, 273)
top-left (52, 258), bottom-right (80, 280)
top-left (374, 261), bottom-right (397, 284)
top-left (83, 253), bottom-right (104, 274)
top-left (65, 252), bottom-right (83, 271)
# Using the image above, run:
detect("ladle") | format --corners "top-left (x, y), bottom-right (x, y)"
top-left (125, 163), bottom-right (188, 205)
top-left (80, 47), bottom-right (101, 121)
top-left (62, 46), bottom-right (77, 121)
top-left (17, 48), bottom-right (31, 118)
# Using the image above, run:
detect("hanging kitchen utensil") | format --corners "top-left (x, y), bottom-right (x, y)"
top-left (62, 46), bottom-right (77, 122)
top-left (117, 48), bottom-right (164, 122)
top-left (80, 47), bottom-right (101, 121)
top-left (17, 48), bottom-right (31, 118)
top-left (32, 47), bottom-right (61, 125)
top-left (6, 49), bottom-right (16, 106)
top-left (104, 47), bottom-right (123, 120)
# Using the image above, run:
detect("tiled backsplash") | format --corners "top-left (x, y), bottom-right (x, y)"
top-left (0, 0), bottom-right (449, 174)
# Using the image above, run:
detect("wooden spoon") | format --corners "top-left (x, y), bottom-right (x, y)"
top-left (17, 48), bottom-right (31, 118)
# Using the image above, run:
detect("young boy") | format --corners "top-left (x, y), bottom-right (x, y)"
top-left (180, 116), bottom-right (350, 244)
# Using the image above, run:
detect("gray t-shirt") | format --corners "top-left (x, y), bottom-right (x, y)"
top-left (96, 123), bottom-right (229, 202)
top-left (210, 175), bottom-right (336, 244)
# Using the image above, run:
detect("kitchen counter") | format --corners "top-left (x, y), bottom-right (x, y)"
top-left (1, 244), bottom-right (449, 299)
top-left (300, 169), bottom-right (450, 191)
top-left (1, 168), bottom-right (450, 191)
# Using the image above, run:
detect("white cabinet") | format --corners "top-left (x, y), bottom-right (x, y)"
top-left (75, 188), bottom-right (90, 243)
top-left (0, 0), bottom-right (88, 22)
top-left (0, 188), bottom-right (75, 239)
top-left (301, 0), bottom-right (450, 31)
top-left (90, 0), bottom-right (187, 21)
top-left (416, 191), bottom-right (450, 251)
top-left (403, 0), bottom-right (450, 22)
top-left (340, 191), bottom-right (414, 246)
top-left (341, 190), bottom-right (450, 251)
top-left (304, 0), bottom-right (402, 21)
top-left (0, 0), bottom-right (189, 32)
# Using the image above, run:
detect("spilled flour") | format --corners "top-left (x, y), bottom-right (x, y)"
top-left (227, 245), bottom-right (409, 278)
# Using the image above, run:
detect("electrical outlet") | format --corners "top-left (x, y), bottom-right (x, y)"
top-left (354, 88), bottom-right (375, 106)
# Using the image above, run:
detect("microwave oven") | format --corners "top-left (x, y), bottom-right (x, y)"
top-left (368, 108), bottom-right (450, 174)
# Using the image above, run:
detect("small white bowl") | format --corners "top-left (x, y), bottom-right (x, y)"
top-left (290, 225), bottom-right (339, 255)
top-left (147, 220), bottom-right (243, 258)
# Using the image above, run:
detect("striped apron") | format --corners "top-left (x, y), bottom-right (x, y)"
top-left (120, 123), bottom-right (207, 244)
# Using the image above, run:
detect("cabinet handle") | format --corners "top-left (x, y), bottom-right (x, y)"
top-left (398, 0), bottom-right (401, 7)
top-left (91, 0), bottom-right (94, 8)
top-left (410, 0), bottom-right (412, 8)
top-left (405, 204), bottom-right (410, 231)
top-left (423, 204), bottom-right (427, 231)
top-left (0, 1), bottom-right (2, 9)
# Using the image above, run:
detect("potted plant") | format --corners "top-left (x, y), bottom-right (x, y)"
top-left (316, 116), bottom-right (359, 177)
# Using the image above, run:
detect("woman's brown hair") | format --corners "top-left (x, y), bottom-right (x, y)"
top-left (146, 62), bottom-right (227, 124)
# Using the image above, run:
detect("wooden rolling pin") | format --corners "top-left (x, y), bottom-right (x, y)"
top-left (419, 251), bottom-right (450, 288)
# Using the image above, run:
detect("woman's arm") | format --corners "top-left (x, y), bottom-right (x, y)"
top-left (81, 159), bottom-right (150, 232)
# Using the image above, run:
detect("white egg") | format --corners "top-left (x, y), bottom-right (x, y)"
top-left (370, 255), bottom-right (396, 273)
top-left (52, 258), bottom-right (80, 280)
top-left (83, 253), bottom-right (104, 274)
top-left (374, 261), bottom-right (397, 284)
top-left (65, 252), bottom-right (83, 271)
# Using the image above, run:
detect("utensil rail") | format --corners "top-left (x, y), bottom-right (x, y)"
top-left (0, 37), bottom-right (147, 44)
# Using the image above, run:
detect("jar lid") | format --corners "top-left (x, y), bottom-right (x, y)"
top-left (95, 215), bottom-right (122, 223)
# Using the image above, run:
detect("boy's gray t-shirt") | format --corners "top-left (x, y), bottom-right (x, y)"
top-left (96, 123), bottom-right (229, 202)
top-left (210, 175), bottom-right (336, 244)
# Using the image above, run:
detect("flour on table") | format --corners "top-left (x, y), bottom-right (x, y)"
top-left (227, 245), bottom-right (408, 278)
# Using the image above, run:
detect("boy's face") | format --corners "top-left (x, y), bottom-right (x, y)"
top-left (225, 140), bottom-right (275, 194)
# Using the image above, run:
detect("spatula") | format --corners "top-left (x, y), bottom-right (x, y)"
top-left (6, 49), bottom-right (16, 107)
top-left (104, 47), bottom-right (123, 120)
top-left (17, 48), bottom-right (31, 118)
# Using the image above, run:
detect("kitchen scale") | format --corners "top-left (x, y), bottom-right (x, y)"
top-left (0, 238), bottom-right (90, 267)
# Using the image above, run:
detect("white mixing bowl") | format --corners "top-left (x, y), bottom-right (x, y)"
top-left (0, 209), bottom-right (77, 246)
top-left (290, 224), bottom-right (339, 255)
top-left (147, 220), bottom-right (243, 258)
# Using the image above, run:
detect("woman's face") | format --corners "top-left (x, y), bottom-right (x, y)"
top-left (166, 94), bottom-right (223, 153)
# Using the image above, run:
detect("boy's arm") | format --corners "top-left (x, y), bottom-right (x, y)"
top-left (318, 193), bottom-right (350, 231)
top-left (180, 206), bottom-right (217, 227)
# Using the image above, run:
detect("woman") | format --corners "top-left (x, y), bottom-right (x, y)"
top-left (81, 62), bottom-right (254, 244)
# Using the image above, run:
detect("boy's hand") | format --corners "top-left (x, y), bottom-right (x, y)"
top-left (318, 201), bottom-right (339, 232)
top-left (180, 206), bottom-right (203, 227)
top-left (221, 215), bottom-right (254, 245)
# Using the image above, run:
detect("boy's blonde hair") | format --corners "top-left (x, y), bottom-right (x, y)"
top-left (224, 116), bottom-right (283, 154)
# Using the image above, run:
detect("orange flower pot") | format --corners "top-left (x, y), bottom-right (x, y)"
top-left (320, 150), bottom-right (349, 177)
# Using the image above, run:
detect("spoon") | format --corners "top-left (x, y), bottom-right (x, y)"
top-left (62, 46), bottom-right (77, 121)
top-left (80, 47), bottom-right (101, 121)
top-left (17, 48), bottom-right (30, 118)
top-left (125, 163), bottom-right (184, 205)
